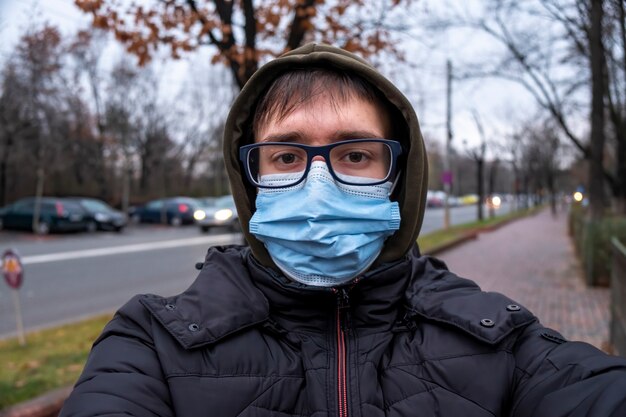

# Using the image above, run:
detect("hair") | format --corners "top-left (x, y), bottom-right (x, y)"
top-left (252, 68), bottom-right (397, 140)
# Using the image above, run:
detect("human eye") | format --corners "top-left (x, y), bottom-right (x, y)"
top-left (331, 141), bottom-right (390, 179)
top-left (334, 146), bottom-right (374, 166)
top-left (274, 152), bottom-right (299, 165)
top-left (262, 146), bottom-right (306, 172)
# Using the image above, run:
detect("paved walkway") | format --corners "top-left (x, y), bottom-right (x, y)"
top-left (438, 208), bottom-right (611, 351)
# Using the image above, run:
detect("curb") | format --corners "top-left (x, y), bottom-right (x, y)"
top-left (0, 387), bottom-right (71, 417)
top-left (422, 232), bottom-right (479, 256)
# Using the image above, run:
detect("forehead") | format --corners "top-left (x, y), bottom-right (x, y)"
top-left (256, 92), bottom-right (391, 145)
top-left (252, 69), bottom-right (391, 139)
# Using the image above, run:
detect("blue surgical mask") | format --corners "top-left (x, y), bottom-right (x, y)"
top-left (249, 161), bottom-right (401, 287)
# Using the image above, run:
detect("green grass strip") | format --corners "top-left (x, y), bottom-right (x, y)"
top-left (0, 314), bottom-right (112, 408)
top-left (0, 205), bottom-right (541, 409)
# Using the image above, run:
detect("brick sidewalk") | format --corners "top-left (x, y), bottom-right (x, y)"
top-left (438, 208), bottom-right (610, 351)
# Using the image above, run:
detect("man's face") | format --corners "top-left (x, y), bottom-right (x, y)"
top-left (255, 92), bottom-right (392, 180)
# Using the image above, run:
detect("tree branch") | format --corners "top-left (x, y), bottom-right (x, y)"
top-left (286, 0), bottom-right (317, 51)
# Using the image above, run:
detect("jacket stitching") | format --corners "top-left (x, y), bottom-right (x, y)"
top-left (235, 377), bottom-right (285, 417)
top-left (509, 343), bottom-right (562, 415)
top-left (387, 366), bottom-right (497, 415)
top-left (166, 373), bottom-right (305, 379)
top-left (385, 349), bottom-right (513, 368)
top-left (246, 405), bottom-right (323, 417)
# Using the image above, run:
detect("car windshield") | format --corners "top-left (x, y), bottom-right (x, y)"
top-left (215, 196), bottom-right (235, 209)
top-left (62, 200), bottom-right (87, 212)
top-left (172, 198), bottom-right (198, 206)
top-left (80, 199), bottom-right (113, 212)
top-left (197, 197), bottom-right (218, 207)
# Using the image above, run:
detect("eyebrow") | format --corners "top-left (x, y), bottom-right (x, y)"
top-left (259, 130), bottom-right (385, 143)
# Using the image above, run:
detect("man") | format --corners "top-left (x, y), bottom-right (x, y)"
top-left (60, 43), bottom-right (626, 416)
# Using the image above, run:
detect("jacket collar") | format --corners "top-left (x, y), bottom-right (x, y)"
top-left (140, 245), bottom-right (535, 350)
top-left (140, 245), bottom-right (270, 350)
top-left (403, 255), bottom-right (536, 345)
top-left (246, 247), bottom-right (415, 334)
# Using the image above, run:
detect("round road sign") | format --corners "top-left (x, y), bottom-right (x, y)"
top-left (2, 249), bottom-right (24, 289)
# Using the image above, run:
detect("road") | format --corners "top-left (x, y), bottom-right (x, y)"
top-left (421, 201), bottom-right (512, 234)
top-left (0, 203), bottom-right (511, 338)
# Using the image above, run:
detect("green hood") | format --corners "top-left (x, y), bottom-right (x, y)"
top-left (223, 43), bottom-right (428, 269)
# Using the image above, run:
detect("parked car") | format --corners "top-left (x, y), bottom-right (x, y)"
top-left (194, 195), bottom-right (240, 233)
top-left (460, 194), bottom-right (480, 205)
top-left (0, 197), bottom-right (89, 234)
top-left (130, 197), bottom-right (200, 226)
top-left (68, 197), bottom-right (128, 232)
top-left (426, 190), bottom-right (446, 208)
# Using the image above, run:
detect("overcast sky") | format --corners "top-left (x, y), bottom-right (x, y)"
top-left (0, 0), bottom-right (552, 158)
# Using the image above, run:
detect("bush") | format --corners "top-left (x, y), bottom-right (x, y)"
top-left (569, 204), bottom-right (626, 286)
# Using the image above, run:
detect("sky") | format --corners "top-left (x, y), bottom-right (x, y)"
top-left (0, 0), bottom-right (560, 159)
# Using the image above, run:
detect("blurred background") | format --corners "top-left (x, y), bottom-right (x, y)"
top-left (0, 0), bottom-right (625, 414)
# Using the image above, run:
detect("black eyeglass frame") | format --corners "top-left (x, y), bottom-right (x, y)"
top-left (239, 138), bottom-right (403, 189)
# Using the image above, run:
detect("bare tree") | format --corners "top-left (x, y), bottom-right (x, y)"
top-left (171, 61), bottom-right (236, 195)
top-left (511, 120), bottom-right (562, 214)
top-left (105, 59), bottom-right (141, 213)
top-left (0, 63), bottom-right (35, 205)
top-left (431, 0), bottom-right (621, 215)
top-left (5, 25), bottom-right (68, 232)
top-left (588, 0), bottom-right (607, 219)
top-left (68, 29), bottom-right (110, 199)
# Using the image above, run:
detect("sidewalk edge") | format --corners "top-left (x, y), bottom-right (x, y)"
top-left (0, 386), bottom-right (71, 417)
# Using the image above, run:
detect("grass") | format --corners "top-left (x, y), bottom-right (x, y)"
top-left (0, 205), bottom-right (542, 409)
top-left (0, 313), bottom-right (112, 409)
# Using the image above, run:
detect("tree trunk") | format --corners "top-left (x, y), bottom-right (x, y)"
top-left (616, 0), bottom-right (626, 213)
top-left (488, 159), bottom-right (499, 218)
top-left (32, 167), bottom-right (45, 233)
top-left (0, 157), bottom-right (8, 206)
top-left (588, 0), bottom-right (607, 220)
top-left (121, 164), bottom-right (131, 216)
top-left (477, 158), bottom-right (484, 221)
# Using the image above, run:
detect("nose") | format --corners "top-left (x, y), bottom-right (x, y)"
top-left (311, 155), bottom-right (326, 162)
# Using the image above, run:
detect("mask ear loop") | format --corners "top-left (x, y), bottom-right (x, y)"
top-left (388, 172), bottom-right (402, 197)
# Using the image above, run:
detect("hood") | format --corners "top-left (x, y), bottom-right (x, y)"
top-left (223, 43), bottom-right (428, 269)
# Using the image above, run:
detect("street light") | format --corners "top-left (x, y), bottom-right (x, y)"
top-left (573, 191), bottom-right (584, 202)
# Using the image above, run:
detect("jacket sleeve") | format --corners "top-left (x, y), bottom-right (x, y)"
top-left (511, 322), bottom-right (626, 417)
top-left (59, 295), bottom-right (174, 417)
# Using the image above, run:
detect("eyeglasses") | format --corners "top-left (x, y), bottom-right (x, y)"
top-left (240, 139), bottom-right (402, 188)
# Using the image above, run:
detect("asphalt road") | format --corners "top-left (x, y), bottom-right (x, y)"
top-left (0, 202), bottom-right (511, 338)
top-left (0, 225), bottom-right (242, 338)
top-left (420, 201), bottom-right (512, 234)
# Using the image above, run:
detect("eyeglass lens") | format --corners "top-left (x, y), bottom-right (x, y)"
top-left (247, 141), bottom-right (392, 186)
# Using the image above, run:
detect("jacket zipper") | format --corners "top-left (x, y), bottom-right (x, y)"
top-left (336, 288), bottom-right (350, 417)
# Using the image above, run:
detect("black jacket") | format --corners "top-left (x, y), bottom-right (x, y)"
top-left (60, 245), bottom-right (626, 416)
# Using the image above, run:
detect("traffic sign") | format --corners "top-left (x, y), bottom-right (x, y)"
top-left (2, 249), bottom-right (23, 289)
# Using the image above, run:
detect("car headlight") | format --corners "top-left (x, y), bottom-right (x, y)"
top-left (194, 210), bottom-right (207, 221)
top-left (214, 209), bottom-right (233, 221)
top-left (95, 213), bottom-right (110, 222)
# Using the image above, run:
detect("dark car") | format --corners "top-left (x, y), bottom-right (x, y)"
top-left (68, 197), bottom-right (128, 232)
top-left (130, 197), bottom-right (200, 226)
top-left (194, 195), bottom-right (240, 233)
top-left (0, 197), bottom-right (88, 234)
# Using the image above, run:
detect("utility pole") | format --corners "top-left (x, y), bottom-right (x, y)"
top-left (444, 60), bottom-right (453, 229)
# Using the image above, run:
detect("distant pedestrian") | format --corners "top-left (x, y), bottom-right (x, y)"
top-left (60, 43), bottom-right (626, 417)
